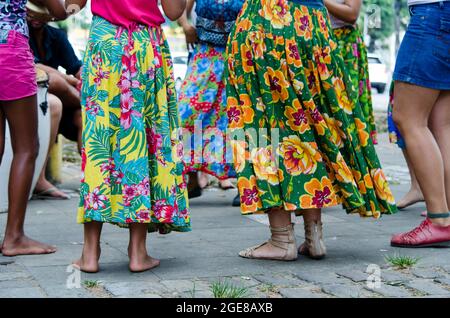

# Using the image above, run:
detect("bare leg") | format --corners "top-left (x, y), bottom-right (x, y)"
top-left (393, 82), bottom-right (449, 225)
top-left (73, 109), bottom-right (82, 154)
top-left (397, 149), bottom-right (424, 209)
top-left (0, 107), bottom-right (5, 165)
top-left (34, 94), bottom-right (68, 199)
top-left (1, 95), bottom-right (57, 256)
top-left (128, 223), bottom-right (160, 272)
top-left (198, 172), bottom-right (209, 189)
top-left (429, 91), bottom-right (450, 210)
top-left (74, 221), bottom-right (102, 273)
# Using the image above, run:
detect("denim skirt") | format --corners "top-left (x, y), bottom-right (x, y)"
top-left (393, 1), bottom-right (450, 90)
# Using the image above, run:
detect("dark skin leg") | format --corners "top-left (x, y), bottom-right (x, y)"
top-left (74, 221), bottom-right (103, 273)
top-left (73, 109), bottom-right (82, 154)
top-left (128, 223), bottom-right (160, 273)
top-left (48, 72), bottom-right (81, 111)
top-left (0, 95), bottom-right (56, 256)
top-left (0, 107), bottom-right (5, 165)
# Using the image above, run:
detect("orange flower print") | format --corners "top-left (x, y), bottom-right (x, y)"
top-left (240, 44), bottom-right (254, 73)
top-left (285, 39), bottom-right (303, 68)
top-left (264, 67), bottom-right (290, 103)
top-left (247, 31), bottom-right (266, 60)
top-left (259, 0), bottom-right (292, 29)
top-left (284, 100), bottom-right (310, 133)
top-left (313, 45), bottom-right (331, 80)
top-left (315, 10), bottom-right (329, 40)
top-left (237, 176), bottom-right (263, 213)
top-left (293, 7), bottom-right (312, 40)
top-left (300, 177), bottom-right (338, 208)
top-left (371, 168), bottom-right (396, 204)
top-left (236, 18), bottom-right (252, 33)
top-left (279, 136), bottom-right (322, 176)
top-left (355, 118), bottom-right (370, 147)
top-left (227, 95), bottom-right (255, 129)
top-left (284, 202), bottom-right (298, 211)
top-left (332, 77), bottom-right (353, 114)
top-left (251, 147), bottom-right (279, 185)
top-left (304, 62), bottom-right (320, 97)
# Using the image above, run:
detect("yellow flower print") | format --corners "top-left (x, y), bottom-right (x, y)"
top-left (331, 156), bottom-right (354, 184)
top-left (324, 114), bottom-right (345, 148)
top-left (332, 77), bottom-right (353, 114)
top-left (300, 177), bottom-right (338, 208)
top-left (284, 100), bottom-right (310, 133)
top-left (355, 118), bottom-right (370, 147)
top-left (279, 136), bottom-right (322, 176)
top-left (236, 18), bottom-right (252, 33)
top-left (315, 10), bottom-right (330, 40)
top-left (371, 168), bottom-right (396, 204)
top-left (230, 140), bottom-right (249, 174)
top-left (263, 67), bottom-right (290, 103)
top-left (251, 147), bottom-right (279, 185)
top-left (293, 6), bottom-right (312, 40)
top-left (313, 45), bottom-right (332, 80)
top-left (259, 0), bottom-right (292, 29)
top-left (256, 97), bottom-right (266, 112)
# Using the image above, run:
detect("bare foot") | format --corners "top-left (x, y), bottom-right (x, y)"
top-left (219, 179), bottom-right (235, 190)
top-left (1, 236), bottom-right (56, 256)
top-left (73, 245), bottom-right (101, 273)
top-left (34, 179), bottom-right (70, 200)
top-left (397, 188), bottom-right (424, 209)
top-left (198, 173), bottom-right (209, 189)
top-left (128, 246), bottom-right (160, 272)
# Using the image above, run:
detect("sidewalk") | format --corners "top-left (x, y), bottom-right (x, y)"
top-left (1, 133), bottom-right (449, 298)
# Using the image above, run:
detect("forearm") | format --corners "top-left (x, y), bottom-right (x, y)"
top-left (324, 0), bottom-right (361, 25)
top-left (162, 0), bottom-right (186, 21)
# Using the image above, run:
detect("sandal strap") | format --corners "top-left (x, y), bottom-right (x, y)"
top-left (427, 212), bottom-right (450, 219)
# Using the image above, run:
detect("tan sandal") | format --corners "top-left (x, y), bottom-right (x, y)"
top-left (239, 223), bottom-right (298, 261)
top-left (298, 220), bottom-right (326, 260)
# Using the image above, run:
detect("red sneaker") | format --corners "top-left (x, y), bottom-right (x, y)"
top-left (391, 218), bottom-right (450, 248)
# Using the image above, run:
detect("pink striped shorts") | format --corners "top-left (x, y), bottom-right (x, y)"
top-left (0, 30), bottom-right (37, 101)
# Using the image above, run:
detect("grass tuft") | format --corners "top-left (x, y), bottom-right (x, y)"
top-left (83, 280), bottom-right (100, 288)
top-left (211, 280), bottom-right (249, 298)
top-left (385, 254), bottom-right (420, 269)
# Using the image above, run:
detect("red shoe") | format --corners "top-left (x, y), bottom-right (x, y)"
top-left (391, 218), bottom-right (450, 248)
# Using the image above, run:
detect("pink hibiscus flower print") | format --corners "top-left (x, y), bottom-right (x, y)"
top-left (87, 187), bottom-right (107, 210)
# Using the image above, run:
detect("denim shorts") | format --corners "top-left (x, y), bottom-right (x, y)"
top-left (393, 1), bottom-right (450, 90)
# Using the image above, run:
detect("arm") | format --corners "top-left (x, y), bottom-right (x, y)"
top-left (177, 0), bottom-right (197, 49)
top-left (324, 0), bottom-right (362, 25)
top-left (34, 0), bottom-right (87, 20)
top-left (36, 63), bottom-right (80, 87)
top-left (161, 0), bottom-right (187, 21)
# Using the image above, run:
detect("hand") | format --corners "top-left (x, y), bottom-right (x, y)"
top-left (183, 23), bottom-right (198, 50)
top-left (65, 74), bottom-right (80, 88)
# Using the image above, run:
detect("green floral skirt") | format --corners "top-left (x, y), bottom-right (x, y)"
top-left (334, 25), bottom-right (376, 144)
top-left (225, 0), bottom-right (397, 217)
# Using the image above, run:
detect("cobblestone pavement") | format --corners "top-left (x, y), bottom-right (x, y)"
top-left (1, 133), bottom-right (449, 298)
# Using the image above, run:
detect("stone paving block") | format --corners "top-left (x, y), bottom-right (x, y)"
top-left (0, 278), bottom-right (39, 289)
top-left (160, 279), bottom-right (211, 293)
top-left (279, 287), bottom-right (324, 298)
top-left (0, 271), bottom-right (31, 281)
top-left (103, 281), bottom-right (169, 297)
top-left (412, 268), bottom-right (445, 279)
top-left (0, 287), bottom-right (46, 298)
top-left (336, 269), bottom-right (369, 283)
top-left (434, 277), bottom-right (450, 287)
top-left (365, 283), bottom-right (412, 298)
top-left (42, 285), bottom-right (92, 298)
top-left (405, 279), bottom-right (450, 296)
top-left (253, 272), bottom-right (306, 287)
top-left (321, 284), bottom-right (362, 298)
top-left (381, 270), bottom-right (412, 284)
top-left (292, 270), bottom-right (340, 285)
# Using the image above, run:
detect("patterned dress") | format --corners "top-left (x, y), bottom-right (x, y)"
top-left (387, 82), bottom-right (405, 149)
top-left (333, 25), bottom-right (376, 144)
top-left (0, 0), bottom-right (28, 38)
top-left (178, 0), bottom-right (244, 180)
top-left (225, 0), bottom-right (397, 217)
top-left (78, 16), bottom-right (190, 233)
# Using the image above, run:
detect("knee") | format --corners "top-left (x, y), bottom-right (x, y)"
top-left (49, 73), bottom-right (70, 95)
top-left (48, 94), bottom-right (63, 121)
top-left (392, 107), bottom-right (406, 131)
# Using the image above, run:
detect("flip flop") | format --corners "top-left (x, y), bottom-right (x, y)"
top-left (397, 198), bottom-right (425, 210)
top-left (32, 187), bottom-right (71, 200)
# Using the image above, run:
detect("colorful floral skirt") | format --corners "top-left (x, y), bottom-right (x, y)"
top-left (334, 25), bottom-right (377, 144)
top-left (78, 16), bottom-right (190, 233)
top-left (178, 43), bottom-right (236, 180)
top-left (225, 0), bottom-right (397, 217)
top-left (387, 82), bottom-right (406, 149)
